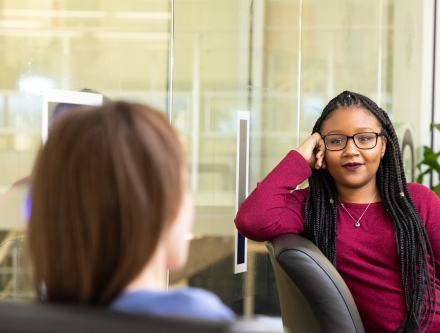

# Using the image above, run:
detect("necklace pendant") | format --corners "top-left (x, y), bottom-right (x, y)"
top-left (355, 221), bottom-right (360, 227)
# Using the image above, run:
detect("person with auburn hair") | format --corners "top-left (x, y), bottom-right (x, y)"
top-left (235, 91), bottom-right (440, 333)
top-left (27, 101), bottom-right (234, 320)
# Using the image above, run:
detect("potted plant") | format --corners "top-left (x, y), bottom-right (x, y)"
top-left (416, 124), bottom-right (440, 197)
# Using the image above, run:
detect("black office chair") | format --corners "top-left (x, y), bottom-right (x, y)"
top-left (0, 298), bottom-right (285, 333)
top-left (266, 233), bottom-right (365, 333)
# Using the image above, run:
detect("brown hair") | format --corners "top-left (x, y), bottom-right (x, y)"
top-left (28, 101), bottom-right (184, 305)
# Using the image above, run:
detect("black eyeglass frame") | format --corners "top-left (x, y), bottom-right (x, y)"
top-left (321, 132), bottom-right (383, 151)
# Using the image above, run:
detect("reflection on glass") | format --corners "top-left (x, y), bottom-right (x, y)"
top-left (171, 0), bottom-right (302, 317)
top-left (0, 0), bottom-right (171, 300)
top-left (0, 0), bottom-right (428, 320)
top-left (171, 0), bottom-right (427, 320)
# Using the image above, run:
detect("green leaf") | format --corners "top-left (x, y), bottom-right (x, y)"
top-left (416, 125), bottom-right (440, 198)
top-left (419, 147), bottom-right (440, 170)
top-left (416, 169), bottom-right (433, 184)
top-left (430, 123), bottom-right (440, 133)
top-left (433, 183), bottom-right (440, 197)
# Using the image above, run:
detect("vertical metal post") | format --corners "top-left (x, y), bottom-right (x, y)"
top-left (296, 0), bottom-right (303, 147)
top-left (431, 0), bottom-right (438, 188)
top-left (167, 0), bottom-right (174, 124)
top-left (166, 0), bottom-right (175, 291)
top-left (249, 0), bottom-right (265, 189)
top-left (190, 33), bottom-right (201, 193)
top-left (12, 244), bottom-right (17, 300)
top-left (377, 0), bottom-right (383, 105)
top-left (235, 111), bottom-right (250, 274)
top-left (326, 33), bottom-right (335, 100)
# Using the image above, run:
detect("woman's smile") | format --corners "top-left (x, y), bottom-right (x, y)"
top-left (342, 162), bottom-right (363, 171)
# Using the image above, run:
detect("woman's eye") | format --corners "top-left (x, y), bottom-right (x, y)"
top-left (330, 139), bottom-right (343, 145)
top-left (359, 136), bottom-right (373, 142)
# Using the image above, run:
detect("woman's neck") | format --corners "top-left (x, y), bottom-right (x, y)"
top-left (336, 184), bottom-right (381, 203)
top-left (123, 247), bottom-right (168, 292)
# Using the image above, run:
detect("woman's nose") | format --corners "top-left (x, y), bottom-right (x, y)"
top-left (343, 137), bottom-right (359, 154)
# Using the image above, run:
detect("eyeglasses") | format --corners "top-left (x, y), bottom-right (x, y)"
top-left (322, 132), bottom-right (382, 151)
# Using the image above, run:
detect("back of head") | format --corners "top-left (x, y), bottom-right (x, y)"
top-left (28, 102), bottom-right (184, 305)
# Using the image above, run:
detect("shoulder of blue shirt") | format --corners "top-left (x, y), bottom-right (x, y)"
top-left (110, 286), bottom-right (236, 321)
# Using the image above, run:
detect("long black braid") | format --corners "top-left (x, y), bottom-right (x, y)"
top-left (303, 91), bottom-right (436, 332)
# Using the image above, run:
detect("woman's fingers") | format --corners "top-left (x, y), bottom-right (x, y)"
top-left (315, 152), bottom-right (326, 169)
top-left (313, 135), bottom-right (326, 169)
top-left (296, 133), bottom-right (326, 170)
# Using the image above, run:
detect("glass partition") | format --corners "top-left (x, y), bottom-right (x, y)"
top-left (171, 0), bottom-right (295, 315)
top-left (0, 0), bottom-right (433, 319)
top-left (172, 0), bottom-right (431, 318)
top-left (0, 0), bottom-right (171, 299)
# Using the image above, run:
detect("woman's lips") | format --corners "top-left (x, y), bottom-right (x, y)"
top-left (343, 163), bottom-right (362, 171)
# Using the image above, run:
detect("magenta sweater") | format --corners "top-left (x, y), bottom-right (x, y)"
top-left (234, 150), bottom-right (440, 333)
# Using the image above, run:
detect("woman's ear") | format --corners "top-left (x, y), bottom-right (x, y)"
top-left (381, 136), bottom-right (387, 157)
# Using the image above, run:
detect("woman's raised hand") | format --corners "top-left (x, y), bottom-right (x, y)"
top-left (295, 133), bottom-right (326, 170)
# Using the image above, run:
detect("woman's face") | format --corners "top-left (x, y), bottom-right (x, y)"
top-left (320, 107), bottom-right (386, 191)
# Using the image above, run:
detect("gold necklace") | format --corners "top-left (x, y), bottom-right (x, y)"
top-left (338, 189), bottom-right (378, 228)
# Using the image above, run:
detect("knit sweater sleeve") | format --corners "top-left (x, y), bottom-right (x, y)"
top-left (409, 183), bottom-right (440, 275)
top-left (234, 150), bottom-right (312, 241)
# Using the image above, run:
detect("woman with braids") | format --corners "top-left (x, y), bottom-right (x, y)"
top-left (235, 91), bottom-right (440, 332)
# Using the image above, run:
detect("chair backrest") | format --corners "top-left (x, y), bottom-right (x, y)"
top-left (0, 299), bottom-right (285, 333)
top-left (0, 299), bottom-right (228, 333)
top-left (265, 233), bottom-right (365, 333)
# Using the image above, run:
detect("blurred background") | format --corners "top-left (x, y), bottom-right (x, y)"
top-left (0, 0), bottom-right (438, 318)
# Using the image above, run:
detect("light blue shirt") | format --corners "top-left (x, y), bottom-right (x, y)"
top-left (110, 287), bottom-right (235, 321)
